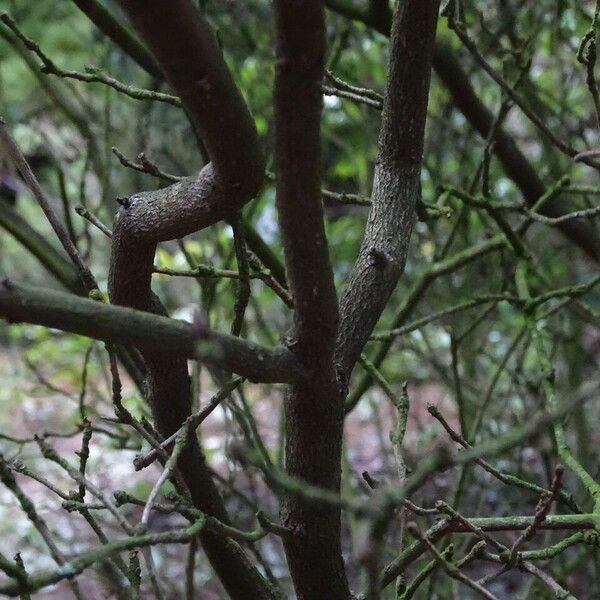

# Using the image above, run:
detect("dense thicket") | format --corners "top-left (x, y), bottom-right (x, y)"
top-left (0, 2), bottom-right (599, 599)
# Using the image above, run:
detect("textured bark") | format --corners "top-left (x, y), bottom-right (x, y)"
top-left (337, 0), bottom-right (441, 376)
top-left (273, 1), bottom-right (348, 598)
top-left (69, 0), bottom-right (291, 285)
top-left (106, 2), bottom-right (277, 598)
top-left (0, 282), bottom-right (302, 384)
top-left (116, 3), bottom-right (262, 182)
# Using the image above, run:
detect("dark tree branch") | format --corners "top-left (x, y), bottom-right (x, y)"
top-left (81, 2), bottom-right (277, 596)
top-left (273, 2), bottom-right (338, 360)
top-left (68, 0), bottom-right (288, 289)
top-left (336, 0), bottom-right (440, 375)
top-left (273, 1), bottom-right (349, 598)
top-left (0, 282), bottom-right (303, 384)
top-left (109, 172), bottom-right (261, 309)
top-left (117, 1), bottom-right (262, 183)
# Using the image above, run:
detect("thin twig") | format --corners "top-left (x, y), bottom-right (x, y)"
top-left (141, 423), bottom-right (190, 528)
top-left (0, 13), bottom-right (181, 107)
top-left (508, 465), bottom-right (564, 563)
top-left (112, 147), bottom-right (183, 183)
top-left (428, 405), bottom-right (580, 513)
top-left (134, 378), bottom-right (243, 471)
top-left (75, 206), bottom-right (113, 238)
top-left (407, 523), bottom-right (500, 600)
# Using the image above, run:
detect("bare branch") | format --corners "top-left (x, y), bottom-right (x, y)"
top-left (273, 0), bottom-right (347, 597)
top-left (0, 281), bottom-right (304, 384)
top-left (0, 14), bottom-right (180, 107)
top-left (134, 378), bottom-right (243, 471)
top-left (336, 0), bottom-right (440, 375)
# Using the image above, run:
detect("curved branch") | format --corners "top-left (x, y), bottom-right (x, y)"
top-left (104, 2), bottom-right (275, 598)
top-left (109, 167), bottom-right (253, 309)
top-left (67, 0), bottom-right (288, 288)
top-left (110, 0), bottom-right (265, 313)
top-left (118, 0), bottom-right (262, 182)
